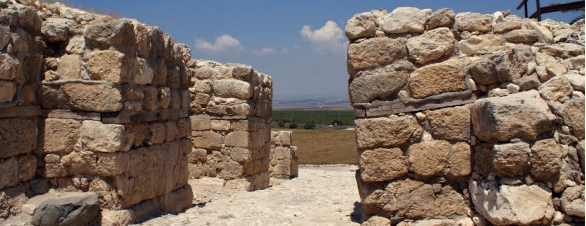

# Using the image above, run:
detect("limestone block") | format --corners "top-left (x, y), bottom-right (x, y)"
top-left (65, 35), bottom-right (85, 54)
top-left (158, 185), bottom-right (193, 214)
top-left (408, 58), bottom-right (466, 99)
top-left (190, 115), bottom-right (211, 131)
top-left (101, 209), bottom-right (135, 226)
top-left (0, 154), bottom-right (36, 190)
top-left (0, 53), bottom-right (19, 80)
top-left (561, 185), bottom-right (585, 218)
top-left (362, 216), bottom-right (391, 226)
top-left (85, 19), bottom-right (136, 50)
top-left (219, 161), bottom-right (243, 180)
top-left (466, 55), bottom-right (500, 85)
top-left (61, 83), bottom-right (123, 112)
top-left (426, 106), bottom-right (470, 142)
top-left (29, 192), bottom-right (100, 226)
top-left (43, 118), bottom-right (81, 153)
top-left (77, 120), bottom-right (132, 153)
top-left (60, 150), bottom-right (129, 177)
top-left (360, 148), bottom-right (407, 182)
top-left (213, 79), bottom-right (252, 99)
top-left (86, 50), bottom-right (130, 84)
top-left (504, 29), bottom-right (540, 44)
top-left (0, 81), bottom-right (16, 103)
top-left (349, 60), bottom-right (415, 103)
top-left (164, 121), bottom-right (178, 142)
top-left (142, 86), bottom-right (159, 112)
top-left (427, 8), bottom-right (455, 30)
top-left (525, 20), bottom-right (554, 42)
top-left (530, 139), bottom-right (562, 181)
top-left (565, 73), bottom-right (585, 92)
top-left (471, 90), bottom-right (557, 142)
top-left (231, 147), bottom-right (251, 163)
top-left (56, 54), bottom-right (81, 80)
top-left (493, 142), bottom-right (530, 178)
top-left (230, 64), bottom-right (253, 81)
top-left (225, 131), bottom-right (250, 148)
top-left (133, 57), bottom-right (153, 85)
top-left (469, 182), bottom-right (555, 225)
top-left (41, 17), bottom-right (74, 42)
top-left (447, 142), bottom-right (472, 178)
top-left (381, 7), bottom-right (430, 34)
top-left (0, 118), bottom-right (37, 158)
top-left (454, 12), bottom-right (492, 32)
top-left (493, 17), bottom-right (522, 33)
top-left (192, 131), bottom-right (223, 149)
top-left (176, 117), bottom-right (191, 139)
top-left (148, 122), bottom-right (166, 145)
top-left (406, 27), bottom-right (455, 64)
top-left (557, 96), bottom-right (585, 139)
top-left (355, 115), bottom-right (423, 149)
top-left (408, 140), bottom-right (450, 178)
top-left (347, 37), bottom-right (407, 76)
top-left (538, 75), bottom-right (573, 101)
top-left (211, 120), bottom-right (230, 131)
top-left (458, 34), bottom-right (504, 56)
top-left (345, 12), bottom-right (377, 41)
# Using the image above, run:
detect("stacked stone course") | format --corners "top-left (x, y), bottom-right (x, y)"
top-left (270, 131), bottom-right (298, 179)
top-left (346, 7), bottom-right (585, 225)
top-left (188, 60), bottom-right (273, 191)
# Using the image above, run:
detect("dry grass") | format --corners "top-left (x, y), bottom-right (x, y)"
top-left (275, 128), bottom-right (358, 165)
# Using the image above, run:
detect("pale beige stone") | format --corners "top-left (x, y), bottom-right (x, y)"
top-left (86, 50), bottom-right (130, 84)
top-left (447, 142), bottom-right (472, 178)
top-left (530, 139), bottom-right (562, 181)
top-left (345, 12), bottom-right (377, 40)
top-left (360, 148), bottom-right (407, 182)
top-left (406, 27), bottom-right (455, 64)
top-left (133, 57), bottom-right (153, 85)
top-left (192, 131), bottom-right (223, 149)
top-left (381, 7), bottom-right (430, 34)
top-left (355, 115), bottom-right (423, 149)
top-left (538, 75), bottom-right (573, 101)
top-left (57, 54), bottom-right (81, 79)
top-left (454, 12), bottom-right (492, 32)
top-left (557, 96), bottom-right (585, 139)
top-left (409, 58), bottom-right (466, 99)
top-left (458, 34), bottom-right (504, 56)
top-left (504, 29), bottom-right (540, 44)
top-left (347, 37), bottom-right (407, 76)
top-left (427, 8), bottom-right (455, 30)
top-left (101, 209), bottom-right (135, 226)
top-left (493, 142), bottom-right (530, 178)
top-left (43, 118), bottom-right (81, 153)
top-left (225, 131), bottom-right (250, 148)
top-left (77, 120), bottom-right (132, 153)
top-left (426, 106), bottom-right (470, 142)
top-left (61, 83), bottom-right (123, 112)
top-left (349, 60), bottom-right (415, 103)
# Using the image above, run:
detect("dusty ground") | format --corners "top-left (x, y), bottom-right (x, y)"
top-left (139, 165), bottom-right (361, 226)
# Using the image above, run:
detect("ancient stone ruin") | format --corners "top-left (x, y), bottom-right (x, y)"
top-left (270, 131), bottom-right (298, 179)
top-left (346, 7), bottom-right (585, 225)
top-left (0, 0), bottom-right (292, 224)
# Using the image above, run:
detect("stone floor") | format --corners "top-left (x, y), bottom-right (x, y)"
top-left (138, 165), bottom-right (361, 226)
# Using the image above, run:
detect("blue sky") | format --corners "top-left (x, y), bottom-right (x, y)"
top-left (59, 0), bottom-right (583, 99)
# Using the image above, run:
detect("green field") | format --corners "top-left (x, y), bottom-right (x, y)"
top-left (272, 110), bottom-right (355, 127)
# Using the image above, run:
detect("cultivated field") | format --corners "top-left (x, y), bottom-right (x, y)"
top-left (274, 128), bottom-right (358, 165)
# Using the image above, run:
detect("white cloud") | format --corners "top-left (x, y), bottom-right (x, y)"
top-left (194, 34), bottom-right (244, 54)
top-left (300, 21), bottom-right (346, 55)
top-left (253, 47), bottom-right (276, 56)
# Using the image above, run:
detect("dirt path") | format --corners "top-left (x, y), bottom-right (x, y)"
top-left (139, 165), bottom-right (361, 226)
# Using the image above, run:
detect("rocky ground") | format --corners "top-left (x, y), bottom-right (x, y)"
top-left (138, 165), bottom-right (361, 226)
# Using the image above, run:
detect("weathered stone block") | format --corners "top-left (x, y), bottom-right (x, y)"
top-left (211, 120), bottom-right (230, 131)
top-left (406, 27), bottom-right (455, 64)
top-left (345, 12), bottom-right (377, 41)
top-left (360, 148), bottom-right (407, 182)
top-left (0, 53), bottom-right (19, 80)
top-left (133, 57), bottom-right (153, 85)
top-left (454, 12), bottom-right (492, 32)
top-left (192, 131), bottom-right (223, 149)
top-left (213, 79), bottom-right (252, 99)
top-left (427, 8), bottom-right (455, 30)
top-left (56, 54), bottom-right (81, 80)
top-left (349, 60), bottom-right (415, 104)
top-left (426, 106), bottom-right (470, 142)
top-left (557, 96), bottom-right (585, 140)
top-left (347, 37), bottom-right (407, 76)
top-left (458, 34), bottom-right (504, 56)
top-left (493, 142), bottom-right (530, 178)
top-left (86, 50), bottom-right (130, 84)
top-left (447, 142), bottom-right (471, 178)
top-left (148, 122), bottom-right (165, 145)
top-left (225, 131), bottom-right (250, 148)
top-left (408, 58), bottom-right (466, 99)
top-left (85, 19), bottom-right (136, 50)
top-left (381, 7), bottom-right (430, 34)
top-left (0, 118), bottom-right (37, 158)
top-left (0, 81), bottom-right (16, 103)
top-left (471, 90), bottom-right (557, 142)
top-left (408, 140), bottom-right (450, 178)
top-left (43, 118), bottom-right (81, 153)
top-left (355, 115), bottom-right (423, 149)
top-left (538, 75), bottom-right (573, 101)
top-left (530, 139), bottom-right (562, 181)
top-left (61, 83), bottom-right (123, 112)
top-left (77, 120), bottom-right (131, 153)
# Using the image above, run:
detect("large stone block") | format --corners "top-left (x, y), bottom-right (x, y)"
top-left (0, 53), bottom-right (19, 80)
top-left (192, 131), bottom-right (223, 149)
top-left (381, 7), bottom-right (430, 34)
top-left (406, 27), bottom-right (455, 64)
top-left (86, 50), bottom-right (131, 84)
top-left (349, 60), bottom-right (415, 104)
top-left (538, 75), bottom-right (573, 101)
top-left (458, 34), bottom-right (504, 56)
top-left (0, 118), bottom-right (37, 159)
top-left (56, 54), bottom-right (81, 80)
top-left (347, 37), bottom-right (407, 76)
top-left (427, 8), bottom-right (455, 30)
top-left (61, 83), bottom-right (123, 112)
top-left (493, 142), bottom-right (530, 178)
top-left (454, 12), bottom-right (492, 33)
top-left (60, 150), bottom-right (129, 177)
top-left (84, 19), bottom-right (136, 50)
top-left (408, 58), bottom-right (466, 99)
top-left (360, 148), bottom-right (407, 182)
top-left (43, 118), bottom-right (81, 153)
top-left (407, 140), bottom-right (450, 178)
top-left (447, 142), bottom-right (471, 178)
top-left (426, 106), bottom-right (470, 142)
top-left (213, 79), bottom-right (252, 99)
top-left (471, 90), bottom-right (557, 142)
top-left (0, 81), bottom-right (16, 103)
top-left (530, 139), bottom-right (562, 181)
top-left (0, 154), bottom-right (36, 190)
top-left (470, 182), bottom-right (555, 225)
top-left (225, 131), bottom-right (250, 148)
top-left (557, 96), bottom-right (585, 139)
top-left (345, 12), bottom-right (377, 41)
top-left (77, 120), bottom-right (132, 153)
top-left (355, 115), bottom-right (423, 149)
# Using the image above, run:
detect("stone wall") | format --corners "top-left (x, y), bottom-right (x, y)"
top-left (1, 0), bottom-right (194, 223)
top-left (270, 131), bottom-right (298, 179)
top-left (188, 60), bottom-right (273, 191)
top-left (346, 7), bottom-right (585, 225)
